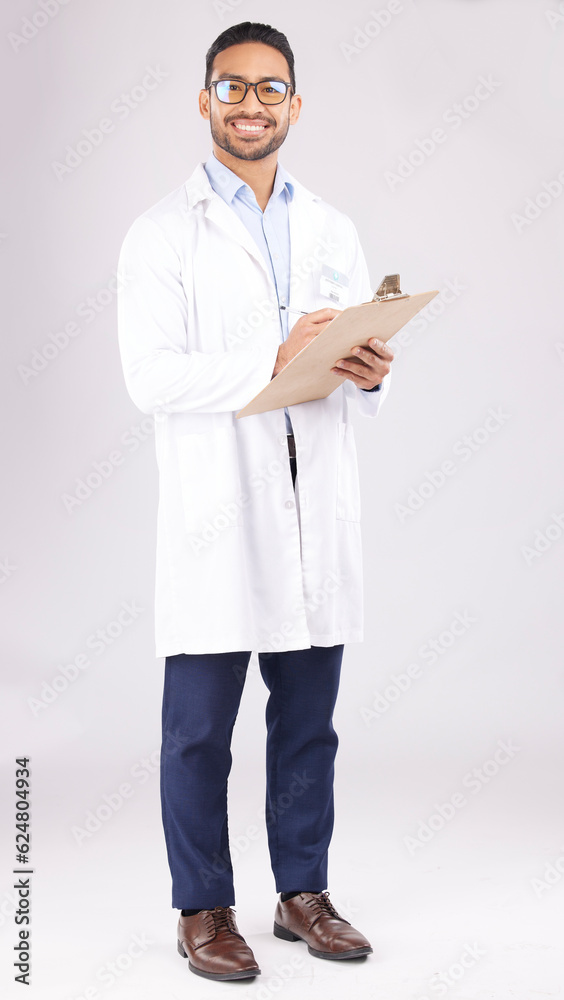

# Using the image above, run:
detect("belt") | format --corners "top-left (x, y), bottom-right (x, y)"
top-left (287, 433), bottom-right (296, 459)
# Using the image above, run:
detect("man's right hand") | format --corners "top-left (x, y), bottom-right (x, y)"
top-left (272, 308), bottom-right (341, 378)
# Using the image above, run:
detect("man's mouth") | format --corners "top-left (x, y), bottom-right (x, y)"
top-left (229, 119), bottom-right (271, 136)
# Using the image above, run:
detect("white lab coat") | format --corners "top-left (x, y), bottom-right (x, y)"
top-left (117, 162), bottom-right (390, 657)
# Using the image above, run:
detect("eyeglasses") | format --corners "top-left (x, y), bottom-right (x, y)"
top-left (209, 79), bottom-right (293, 105)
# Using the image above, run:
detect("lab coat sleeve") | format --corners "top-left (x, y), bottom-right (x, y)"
top-left (117, 216), bottom-right (279, 415)
top-left (343, 217), bottom-right (391, 418)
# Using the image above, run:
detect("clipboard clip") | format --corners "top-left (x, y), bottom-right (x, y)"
top-left (372, 274), bottom-right (409, 302)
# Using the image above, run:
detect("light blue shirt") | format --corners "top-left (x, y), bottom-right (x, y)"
top-left (204, 152), bottom-right (295, 432)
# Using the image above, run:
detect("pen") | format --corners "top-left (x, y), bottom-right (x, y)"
top-left (279, 305), bottom-right (308, 315)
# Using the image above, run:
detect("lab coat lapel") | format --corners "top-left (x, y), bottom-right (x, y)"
top-left (184, 162), bottom-right (268, 274)
top-left (204, 197), bottom-right (269, 273)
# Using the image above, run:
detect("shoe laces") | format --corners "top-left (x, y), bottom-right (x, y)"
top-left (204, 905), bottom-right (238, 936)
top-left (304, 891), bottom-right (344, 921)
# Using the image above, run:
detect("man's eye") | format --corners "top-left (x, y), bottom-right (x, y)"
top-left (228, 82), bottom-right (244, 91)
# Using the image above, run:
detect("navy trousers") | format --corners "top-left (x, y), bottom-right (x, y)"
top-left (160, 644), bottom-right (344, 909)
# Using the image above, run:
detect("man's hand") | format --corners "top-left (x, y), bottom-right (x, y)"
top-left (272, 308), bottom-right (341, 377)
top-left (330, 338), bottom-right (394, 390)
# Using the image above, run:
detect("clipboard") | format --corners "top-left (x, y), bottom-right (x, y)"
top-left (236, 275), bottom-right (439, 418)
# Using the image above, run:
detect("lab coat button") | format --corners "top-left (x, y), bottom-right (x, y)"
top-left (285, 500), bottom-right (295, 509)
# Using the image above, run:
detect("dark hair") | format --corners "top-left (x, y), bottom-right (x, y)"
top-left (204, 21), bottom-right (296, 92)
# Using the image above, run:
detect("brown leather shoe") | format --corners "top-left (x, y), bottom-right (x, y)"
top-left (273, 891), bottom-right (373, 960)
top-left (177, 906), bottom-right (261, 980)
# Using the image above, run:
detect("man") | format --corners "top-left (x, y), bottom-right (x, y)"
top-left (117, 21), bottom-right (393, 983)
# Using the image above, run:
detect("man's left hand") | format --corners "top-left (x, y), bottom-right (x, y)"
top-left (331, 338), bottom-right (394, 390)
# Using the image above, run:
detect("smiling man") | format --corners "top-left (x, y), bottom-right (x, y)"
top-left (117, 21), bottom-right (393, 983)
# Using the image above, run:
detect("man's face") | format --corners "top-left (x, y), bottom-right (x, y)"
top-left (199, 41), bottom-right (301, 162)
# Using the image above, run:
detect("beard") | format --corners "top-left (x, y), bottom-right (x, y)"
top-left (210, 109), bottom-right (291, 161)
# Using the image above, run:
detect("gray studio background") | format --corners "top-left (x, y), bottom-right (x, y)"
top-left (1, 1), bottom-right (563, 998)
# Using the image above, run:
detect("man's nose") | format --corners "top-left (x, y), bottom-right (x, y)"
top-left (238, 86), bottom-right (266, 113)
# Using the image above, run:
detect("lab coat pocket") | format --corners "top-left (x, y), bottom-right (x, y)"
top-left (336, 421), bottom-right (361, 522)
top-left (176, 426), bottom-right (244, 536)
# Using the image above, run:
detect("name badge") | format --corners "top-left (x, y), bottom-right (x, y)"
top-left (319, 265), bottom-right (350, 307)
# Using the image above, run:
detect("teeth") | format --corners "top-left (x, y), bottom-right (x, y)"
top-left (234, 123), bottom-right (267, 131)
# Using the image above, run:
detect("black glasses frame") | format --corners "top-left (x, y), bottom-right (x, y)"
top-left (208, 79), bottom-right (293, 105)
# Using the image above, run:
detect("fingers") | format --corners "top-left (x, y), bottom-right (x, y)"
top-left (332, 359), bottom-right (371, 378)
top-left (364, 338), bottom-right (395, 360)
top-left (349, 347), bottom-right (375, 368)
top-left (290, 309), bottom-right (340, 346)
top-left (332, 342), bottom-right (392, 387)
top-left (330, 365), bottom-right (376, 389)
top-left (333, 346), bottom-right (392, 380)
top-left (305, 307), bottom-right (342, 324)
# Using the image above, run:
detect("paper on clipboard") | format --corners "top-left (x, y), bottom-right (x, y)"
top-left (236, 280), bottom-right (439, 419)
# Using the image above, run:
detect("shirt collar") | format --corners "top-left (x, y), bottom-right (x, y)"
top-left (204, 152), bottom-right (295, 207)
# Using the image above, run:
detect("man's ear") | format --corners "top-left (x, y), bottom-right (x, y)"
top-left (289, 93), bottom-right (302, 126)
top-left (199, 89), bottom-right (211, 121)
